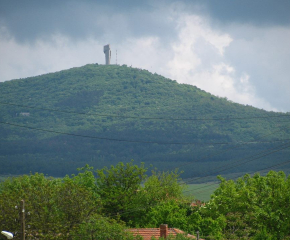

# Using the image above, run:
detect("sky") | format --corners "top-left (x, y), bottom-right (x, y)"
top-left (0, 0), bottom-right (289, 112)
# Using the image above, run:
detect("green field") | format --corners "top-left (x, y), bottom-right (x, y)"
top-left (185, 182), bottom-right (219, 202)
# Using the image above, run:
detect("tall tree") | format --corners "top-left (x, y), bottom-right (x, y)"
top-left (96, 160), bottom-right (147, 222)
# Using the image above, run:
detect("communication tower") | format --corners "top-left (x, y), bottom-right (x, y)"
top-left (103, 44), bottom-right (111, 65)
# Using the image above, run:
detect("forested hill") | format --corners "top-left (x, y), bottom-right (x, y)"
top-left (0, 64), bottom-right (289, 178)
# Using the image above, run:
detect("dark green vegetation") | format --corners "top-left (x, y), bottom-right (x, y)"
top-left (0, 64), bottom-right (289, 178)
top-left (1, 162), bottom-right (290, 239)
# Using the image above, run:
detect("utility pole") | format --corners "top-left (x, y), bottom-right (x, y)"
top-left (196, 231), bottom-right (199, 240)
top-left (20, 200), bottom-right (25, 240)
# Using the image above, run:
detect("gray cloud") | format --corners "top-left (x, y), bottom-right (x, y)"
top-left (0, 0), bottom-right (172, 43)
top-left (1, 1), bottom-right (106, 42)
top-left (1, 0), bottom-right (289, 43)
top-left (180, 0), bottom-right (290, 26)
top-left (0, 0), bottom-right (289, 112)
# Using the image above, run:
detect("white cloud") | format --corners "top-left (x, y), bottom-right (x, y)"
top-left (164, 14), bottom-right (276, 110)
top-left (224, 24), bottom-right (290, 112)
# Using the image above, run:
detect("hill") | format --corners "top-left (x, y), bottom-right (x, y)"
top-left (0, 64), bottom-right (289, 179)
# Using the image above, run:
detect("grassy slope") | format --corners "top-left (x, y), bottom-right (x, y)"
top-left (185, 183), bottom-right (219, 201)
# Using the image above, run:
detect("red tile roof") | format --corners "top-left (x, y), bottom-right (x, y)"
top-left (190, 200), bottom-right (205, 207)
top-left (128, 227), bottom-right (202, 239)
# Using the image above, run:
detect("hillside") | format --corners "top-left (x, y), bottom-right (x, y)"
top-left (0, 64), bottom-right (289, 179)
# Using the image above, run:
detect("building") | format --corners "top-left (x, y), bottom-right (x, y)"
top-left (19, 112), bottom-right (30, 117)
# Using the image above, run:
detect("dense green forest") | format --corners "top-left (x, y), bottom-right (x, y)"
top-left (1, 163), bottom-right (290, 239)
top-left (0, 64), bottom-right (289, 178)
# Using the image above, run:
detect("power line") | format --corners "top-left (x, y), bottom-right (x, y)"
top-left (102, 148), bottom-right (290, 219)
top-left (102, 156), bottom-right (290, 220)
top-left (185, 141), bottom-right (290, 185)
top-left (183, 141), bottom-right (290, 194)
top-left (97, 125), bottom-right (290, 213)
top-left (1, 101), bottom-right (290, 122)
top-left (2, 120), bottom-right (290, 204)
top-left (65, 139), bottom-right (290, 219)
top-left (184, 141), bottom-right (289, 184)
top-left (1, 121), bottom-right (289, 145)
top-left (167, 124), bottom-right (290, 171)
top-left (170, 125), bottom-right (290, 195)
top-left (188, 158), bottom-right (290, 198)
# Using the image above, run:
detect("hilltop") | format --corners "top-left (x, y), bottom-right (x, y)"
top-left (0, 64), bottom-right (289, 178)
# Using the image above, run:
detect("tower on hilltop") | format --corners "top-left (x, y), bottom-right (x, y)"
top-left (103, 44), bottom-right (111, 65)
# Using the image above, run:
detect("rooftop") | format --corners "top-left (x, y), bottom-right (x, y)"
top-left (128, 225), bottom-right (203, 240)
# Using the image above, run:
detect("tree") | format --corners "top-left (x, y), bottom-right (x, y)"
top-left (143, 200), bottom-right (188, 230)
top-left (54, 179), bottom-right (98, 239)
top-left (96, 160), bottom-right (147, 222)
top-left (135, 169), bottom-right (186, 227)
top-left (143, 169), bottom-right (184, 204)
top-left (0, 171), bottom-right (98, 239)
top-left (200, 171), bottom-right (290, 239)
top-left (71, 214), bottom-right (137, 240)
top-left (0, 173), bottom-right (61, 239)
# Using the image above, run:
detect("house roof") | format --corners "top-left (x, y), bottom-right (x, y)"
top-left (128, 227), bottom-right (202, 240)
top-left (190, 200), bottom-right (205, 208)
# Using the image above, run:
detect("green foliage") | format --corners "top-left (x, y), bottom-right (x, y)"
top-left (200, 171), bottom-right (290, 239)
top-left (68, 164), bottom-right (98, 198)
top-left (71, 215), bottom-right (135, 240)
top-left (157, 234), bottom-right (194, 240)
top-left (0, 162), bottom-right (193, 239)
top-left (252, 228), bottom-right (274, 240)
top-left (134, 169), bottom-right (186, 227)
top-left (144, 169), bottom-right (184, 204)
top-left (0, 173), bottom-right (61, 238)
top-left (2, 165), bottom-right (290, 239)
top-left (95, 161), bottom-right (187, 229)
top-left (144, 200), bottom-right (188, 229)
top-left (0, 171), bottom-right (98, 239)
top-left (186, 211), bottom-right (226, 239)
top-left (96, 160), bottom-right (147, 222)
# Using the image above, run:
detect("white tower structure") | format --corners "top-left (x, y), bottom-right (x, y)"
top-left (103, 44), bottom-right (111, 65)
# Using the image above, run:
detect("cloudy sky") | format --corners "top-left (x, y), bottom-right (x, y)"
top-left (0, 0), bottom-right (289, 112)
